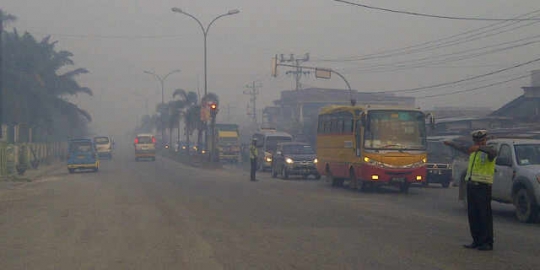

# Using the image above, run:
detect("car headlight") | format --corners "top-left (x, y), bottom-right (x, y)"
top-left (266, 157), bottom-right (272, 162)
top-left (313, 158), bottom-right (318, 164)
top-left (286, 158), bottom-right (294, 164)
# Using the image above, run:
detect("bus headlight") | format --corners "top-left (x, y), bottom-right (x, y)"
top-left (363, 157), bottom-right (384, 167)
top-left (313, 158), bottom-right (318, 164)
top-left (286, 158), bottom-right (294, 164)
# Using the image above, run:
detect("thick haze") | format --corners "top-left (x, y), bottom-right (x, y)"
top-left (3, 0), bottom-right (539, 137)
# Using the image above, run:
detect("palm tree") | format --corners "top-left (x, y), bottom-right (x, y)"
top-left (3, 28), bottom-right (92, 141)
top-left (0, 9), bottom-right (17, 132)
top-left (171, 89), bottom-right (199, 152)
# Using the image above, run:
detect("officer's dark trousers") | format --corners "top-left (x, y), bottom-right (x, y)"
top-left (467, 181), bottom-right (493, 246)
top-left (250, 158), bottom-right (257, 180)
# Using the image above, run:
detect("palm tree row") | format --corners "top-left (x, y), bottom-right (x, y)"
top-left (1, 10), bottom-right (92, 141)
top-left (137, 89), bottom-right (219, 152)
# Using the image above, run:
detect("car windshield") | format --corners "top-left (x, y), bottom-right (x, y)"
top-left (514, 144), bottom-right (540, 166)
top-left (70, 142), bottom-right (93, 153)
top-left (427, 141), bottom-right (453, 156)
top-left (282, 145), bottom-right (315, 155)
top-left (266, 136), bottom-right (292, 152)
top-left (94, 137), bottom-right (109, 144)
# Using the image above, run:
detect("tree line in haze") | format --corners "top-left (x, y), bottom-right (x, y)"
top-left (1, 9), bottom-right (92, 142)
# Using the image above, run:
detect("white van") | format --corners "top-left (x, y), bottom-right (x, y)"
top-left (93, 136), bottom-right (113, 159)
top-left (134, 133), bottom-right (156, 161)
top-left (252, 129), bottom-right (293, 171)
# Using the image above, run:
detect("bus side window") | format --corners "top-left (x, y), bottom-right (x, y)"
top-left (344, 117), bottom-right (353, 134)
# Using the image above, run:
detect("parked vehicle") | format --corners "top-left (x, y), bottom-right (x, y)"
top-left (93, 136), bottom-right (113, 159)
top-left (134, 133), bottom-right (156, 161)
top-left (454, 138), bottom-right (540, 223)
top-left (271, 142), bottom-right (320, 179)
top-left (67, 138), bottom-right (99, 173)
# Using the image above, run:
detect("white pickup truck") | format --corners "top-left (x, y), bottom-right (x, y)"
top-left (453, 138), bottom-right (540, 223)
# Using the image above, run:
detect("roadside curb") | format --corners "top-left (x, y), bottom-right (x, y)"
top-left (6, 161), bottom-right (64, 182)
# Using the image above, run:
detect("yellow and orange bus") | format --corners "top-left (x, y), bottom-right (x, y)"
top-left (316, 105), bottom-right (430, 193)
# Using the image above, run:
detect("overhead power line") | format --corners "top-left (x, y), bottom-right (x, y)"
top-left (419, 73), bottom-right (530, 99)
top-left (338, 35), bottom-right (540, 74)
top-left (380, 56), bottom-right (540, 94)
top-left (334, 0), bottom-right (540, 21)
top-left (316, 8), bottom-right (540, 63)
top-left (25, 30), bottom-right (182, 40)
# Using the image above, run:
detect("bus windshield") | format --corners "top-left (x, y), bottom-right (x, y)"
top-left (364, 110), bottom-right (426, 150)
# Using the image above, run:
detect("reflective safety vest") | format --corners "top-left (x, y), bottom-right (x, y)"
top-left (250, 145), bottom-right (258, 159)
top-left (466, 151), bottom-right (496, 184)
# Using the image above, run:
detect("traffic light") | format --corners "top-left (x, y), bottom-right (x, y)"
top-left (209, 102), bottom-right (218, 118)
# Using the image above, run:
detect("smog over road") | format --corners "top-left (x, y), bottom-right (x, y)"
top-left (1, 1), bottom-right (540, 269)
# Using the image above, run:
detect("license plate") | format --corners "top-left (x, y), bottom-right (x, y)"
top-left (77, 155), bottom-right (86, 159)
top-left (392, 178), bottom-right (405, 183)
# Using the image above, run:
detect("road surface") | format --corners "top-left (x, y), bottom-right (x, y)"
top-left (1, 145), bottom-right (538, 269)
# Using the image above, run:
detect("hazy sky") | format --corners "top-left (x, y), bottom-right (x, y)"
top-left (3, 0), bottom-right (540, 136)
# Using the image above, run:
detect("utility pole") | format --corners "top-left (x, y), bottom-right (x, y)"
top-left (279, 53), bottom-right (310, 91)
top-left (243, 81), bottom-right (261, 125)
top-left (0, 17), bottom-right (4, 139)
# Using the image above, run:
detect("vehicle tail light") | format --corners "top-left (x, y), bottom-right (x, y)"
top-left (152, 137), bottom-right (157, 144)
top-left (134, 138), bottom-right (139, 144)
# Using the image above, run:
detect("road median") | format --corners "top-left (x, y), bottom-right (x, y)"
top-left (160, 150), bottom-right (223, 170)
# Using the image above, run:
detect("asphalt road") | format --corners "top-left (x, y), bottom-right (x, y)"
top-left (1, 145), bottom-right (538, 270)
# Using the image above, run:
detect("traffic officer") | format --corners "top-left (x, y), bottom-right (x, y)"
top-left (250, 138), bottom-right (258, 181)
top-left (444, 130), bottom-right (497, 251)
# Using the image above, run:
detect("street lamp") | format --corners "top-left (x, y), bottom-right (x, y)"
top-left (171, 7), bottom-right (240, 98)
top-left (144, 69), bottom-right (181, 145)
top-left (171, 8), bottom-right (239, 160)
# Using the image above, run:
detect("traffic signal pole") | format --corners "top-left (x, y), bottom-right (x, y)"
top-left (209, 103), bottom-right (218, 162)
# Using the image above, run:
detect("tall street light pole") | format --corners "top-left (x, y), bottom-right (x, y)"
top-left (171, 8), bottom-right (240, 99)
top-left (144, 69), bottom-right (181, 145)
top-left (171, 8), bottom-right (239, 159)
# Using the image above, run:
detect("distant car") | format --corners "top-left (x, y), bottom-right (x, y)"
top-left (134, 133), bottom-right (156, 161)
top-left (425, 136), bottom-right (462, 188)
top-left (93, 136), bottom-right (113, 159)
top-left (271, 142), bottom-right (320, 179)
top-left (67, 138), bottom-right (99, 173)
top-left (175, 141), bottom-right (197, 153)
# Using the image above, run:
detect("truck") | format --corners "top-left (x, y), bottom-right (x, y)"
top-left (215, 124), bottom-right (241, 163)
top-left (453, 137), bottom-right (540, 223)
